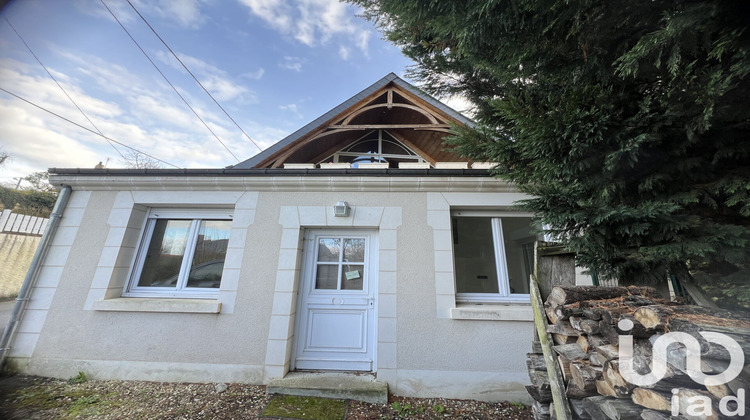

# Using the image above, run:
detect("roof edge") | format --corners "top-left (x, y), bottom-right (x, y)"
top-left (232, 73), bottom-right (475, 170)
top-left (48, 167), bottom-right (494, 177)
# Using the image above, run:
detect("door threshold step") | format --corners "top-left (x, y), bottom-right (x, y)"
top-left (267, 372), bottom-right (388, 404)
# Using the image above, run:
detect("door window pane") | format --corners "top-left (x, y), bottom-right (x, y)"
top-left (315, 265), bottom-right (339, 289)
top-left (343, 238), bottom-right (365, 262)
top-left (341, 265), bottom-right (364, 290)
top-left (186, 220), bottom-right (231, 288)
top-left (137, 219), bottom-right (191, 287)
top-left (317, 238), bottom-right (341, 262)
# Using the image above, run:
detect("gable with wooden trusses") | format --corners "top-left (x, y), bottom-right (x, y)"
top-left (232, 73), bottom-right (478, 170)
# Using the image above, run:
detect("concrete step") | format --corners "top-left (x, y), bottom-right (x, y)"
top-left (267, 372), bottom-right (388, 404)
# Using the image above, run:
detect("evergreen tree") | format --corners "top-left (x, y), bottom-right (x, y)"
top-left (352, 0), bottom-right (750, 307)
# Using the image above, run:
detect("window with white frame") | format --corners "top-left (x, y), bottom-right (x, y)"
top-left (451, 211), bottom-right (540, 302)
top-left (125, 209), bottom-right (232, 298)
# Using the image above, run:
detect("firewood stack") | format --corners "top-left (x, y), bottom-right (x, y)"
top-left (526, 285), bottom-right (750, 420)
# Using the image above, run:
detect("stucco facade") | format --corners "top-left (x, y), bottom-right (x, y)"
top-left (8, 173), bottom-right (535, 403)
top-left (5, 73), bottom-right (557, 403)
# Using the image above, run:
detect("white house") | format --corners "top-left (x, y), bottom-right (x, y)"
top-left (5, 73), bottom-right (542, 403)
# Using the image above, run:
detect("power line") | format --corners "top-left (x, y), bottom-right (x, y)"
top-left (126, 0), bottom-right (263, 153)
top-left (99, 0), bottom-right (241, 163)
top-left (0, 86), bottom-right (181, 169)
top-left (3, 17), bottom-right (128, 162)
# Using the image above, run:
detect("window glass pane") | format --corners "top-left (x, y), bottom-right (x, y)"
top-left (501, 217), bottom-right (535, 294)
top-left (315, 265), bottom-right (338, 289)
top-left (343, 238), bottom-right (365, 262)
top-left (346, 139), bottom-right (379, 153)
top-left (186, 220), bottom-right (231, 288)
top-left (137, 219), bottom-right (191, 287)
top-left (317, 238), bottom-right (340, 262)
top-left (341, 264), bottom-right (364, 290)
top-left (381, 139), bottom-right (412, 155)
top-left (452, 217), bottom-right (499, 293)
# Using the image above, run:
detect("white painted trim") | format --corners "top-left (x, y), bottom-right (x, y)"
top-left (50, 175), bottom-right (518, 193)
top-left (292, 230), bottom-right (379, 372)
top-left (264, 205), bottom-right (401, 382)
top-left (434, 162), bottom-right (469, 169)
top-left (85, 191), bottom-right (256, 314)
top-left (428, 192), bottom-right (537, 320)
top-left (124, 210), bottom-right (232, 298)
top-left (449, 304), bottom-right (533, 321)
top-left (92, 298), bottom-right (221, 313)
top-left (470, 162), bottom-right (498, 170)
top-left (398, 162), bottom-right (430, 169)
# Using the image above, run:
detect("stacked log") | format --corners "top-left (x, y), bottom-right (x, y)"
top-left (526, 285), bottom-right (750, 420)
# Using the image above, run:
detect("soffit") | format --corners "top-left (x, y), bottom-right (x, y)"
top-left (234, 73), bottom-right (474, 169)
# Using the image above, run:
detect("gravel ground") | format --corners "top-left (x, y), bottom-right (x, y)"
top-left (0, 375), bottom-right (533, 419)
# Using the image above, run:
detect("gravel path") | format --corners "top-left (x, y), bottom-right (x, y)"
top-left (0, 375), bottom-right (533, 419)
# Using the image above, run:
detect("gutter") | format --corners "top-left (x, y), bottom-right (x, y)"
top-left (48, 167), bottom-right (495, 177)
top-left (0, 184), bottom-right (72, 370)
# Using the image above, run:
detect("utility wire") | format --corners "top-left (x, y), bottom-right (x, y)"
top-left (0, 86), bottom-right (180, 169)
top-left (99, 0), bottom-right (241, 163)
top-left (126, 0), bottom-right (263, 153)
top-left (3, 17), bottom-right (128, 161)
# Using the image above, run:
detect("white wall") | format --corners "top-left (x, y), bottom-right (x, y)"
top-left (9, 175), bottom-right (534, 403)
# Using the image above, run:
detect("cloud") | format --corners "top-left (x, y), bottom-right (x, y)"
top-left (279, 103), bottom-right (303, 119)
top-left (279, 56), bottom-right (304, 72)
top-left (440, 94), bottom-right (476, 119)
top-left (153, 51), bottom-right (255, 102)
top-left (239, 0), bottom-right (372, 55)
top-left (241, 68), bottom-right (265, 80)
top-left (151, 0), bottom-right (206, 29)
top-left (338, 46), bottom-right (350, 60)
top-left (0, 50), bottom-right (272, 178)
top-left (238, 0), bottom-right (292, 32)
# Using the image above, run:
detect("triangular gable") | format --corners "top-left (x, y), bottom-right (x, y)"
top-left (233, 73), bottom-right (475, 169)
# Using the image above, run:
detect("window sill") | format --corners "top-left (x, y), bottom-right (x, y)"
top-left (450, 303), bottom-right (533, 321)
top-left (92, 298), bottom-right (221, 313)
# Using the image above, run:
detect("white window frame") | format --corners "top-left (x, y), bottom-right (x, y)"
top-left (124, 208), bottom-right (233, 299)
top-left (451, 210), bottom-right (535, 303)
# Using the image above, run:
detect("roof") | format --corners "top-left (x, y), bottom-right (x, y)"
top-left (232, 73), bottom-right (475, 169)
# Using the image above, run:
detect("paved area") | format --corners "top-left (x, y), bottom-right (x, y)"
top-left (0, 299), bottom-right (15, 337)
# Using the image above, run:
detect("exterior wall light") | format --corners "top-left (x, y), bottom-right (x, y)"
top-left (334, 201), bottom-right (351, 217)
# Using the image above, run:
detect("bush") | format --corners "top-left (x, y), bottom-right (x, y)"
top-left (0, 186), bottom-right (57, 217)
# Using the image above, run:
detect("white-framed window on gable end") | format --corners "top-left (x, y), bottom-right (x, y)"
top-left (125, 209), bottom-right (233, 299)
top-left (451, 210), bottom-right (541, 303)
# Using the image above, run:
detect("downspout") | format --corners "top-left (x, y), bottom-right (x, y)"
top-left (0, 184), bottom-right (72, 370)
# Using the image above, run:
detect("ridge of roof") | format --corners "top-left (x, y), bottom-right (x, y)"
top-left (232, 73), bottom-right (475, 169)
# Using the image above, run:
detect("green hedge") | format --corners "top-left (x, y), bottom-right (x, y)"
top-left (0, 186), bottom-right (57, 217)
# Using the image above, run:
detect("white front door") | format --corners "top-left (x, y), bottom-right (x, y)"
top-left (294, 230), bottom-right (378, 371)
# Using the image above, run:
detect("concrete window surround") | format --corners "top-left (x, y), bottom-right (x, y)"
top-left (264, 204), bottom-right (402, 382)
top-left (85, 191), bottom-right (258, 315)
top-left (427, 192), bottom-right (535, 320)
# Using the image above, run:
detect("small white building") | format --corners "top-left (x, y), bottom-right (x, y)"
top-left (6, 73), bottom-right (541, 403)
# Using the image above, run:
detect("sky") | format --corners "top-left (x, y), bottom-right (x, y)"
top-left (0, 0), bottom-right (465, 188)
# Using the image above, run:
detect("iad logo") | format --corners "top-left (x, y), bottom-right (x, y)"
top-left (618, 319), bottom-right (746, 417)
